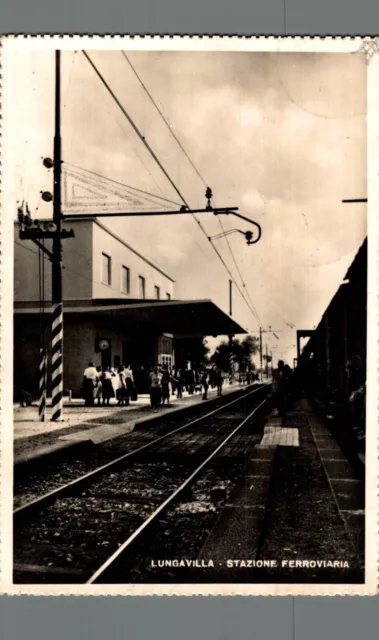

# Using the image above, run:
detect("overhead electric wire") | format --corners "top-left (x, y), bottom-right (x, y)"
top-left (64, 162), bottom-right (181, 208)
top-left (216, 215), bottom-right (262, 326)
top-left (83, 51), bottom-right (190, 208)
top-left (120, 53), bottom-right (264, 330)
top-left (121, 51), bottom-right (208, 188)
top-left (83, 50), bottom-right (260, 329)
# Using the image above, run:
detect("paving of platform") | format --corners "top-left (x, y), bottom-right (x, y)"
top-left (198, 398), bottom-right (364, 583)
top-left (14, 382), bottom-right (243, 463)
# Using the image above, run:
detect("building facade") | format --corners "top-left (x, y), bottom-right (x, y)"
top-left (15, 217), bottom-right (175, 303)
top-left (14, 217), bottom-right (245, 398)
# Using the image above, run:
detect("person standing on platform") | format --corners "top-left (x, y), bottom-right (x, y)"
top-left (201, 370), bottom-right (209, 400)
top-left (161, 365), bottom-right (171, 406)
top-left (116, 365), bottom-right (129, 406)
top-left (188, 368), bottom-right (196, 394)
top-left (124, 364), bottom-right (134, 398)
top-left (171, 368), bottom-right (177, 396)
top-left (216, 367), bottom-right (223, 396)
top-left (272, 360), bottom-right (289, 417)
top-left (282, 364), bottom-right (293, 411)
top-left (149, 365), bottom-right (162, 412)
top-left (176, 368), bottom-right (183, 399)
top-left (101, 366), bottom-right (115, 406)
top-left (83, 361), bottom-right (97, 407)
top-left (93, 366), bottom-right (103, 406)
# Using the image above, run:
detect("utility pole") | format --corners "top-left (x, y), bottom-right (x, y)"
top-left (228, 280), bottom-right (234, 386)
top-left (265, 343), bottom-right (269, 378)
top-left (18, 50), bottom-right (262, 413)
top-left (51, 50), bottom-right (63, 422)
top-left (259, 327), bottom-right (263, 382)
top-left (17, 50), bottom-right (74, 422)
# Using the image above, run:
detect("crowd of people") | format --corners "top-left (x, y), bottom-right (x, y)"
top-left (147, 364), bottom-right (225, 411)
top-left (82, 362), bottom-right (226, 411)
top-left (82, 363), bottom-right (136, 408)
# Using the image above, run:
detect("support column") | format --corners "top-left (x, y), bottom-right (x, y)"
top-left (38, 348), bottom-right (47, 422)
top-left (228, 335), bottom-right (234, 385)
top-left (51, 303), bottom-right (63, 421)
top-left (51, 49), bottom-right (63, 421)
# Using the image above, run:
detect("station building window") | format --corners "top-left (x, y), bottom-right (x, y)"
top-left (121, 265), bottom-right (130, 294)
top-left (138, 275), bottom-right (146, 299)
top-left (166, 292), bottom-right (171, 300)
top-left (154, 285), bottom-right (160, 300)
top-left (102, 253), bottom-right (112, 286)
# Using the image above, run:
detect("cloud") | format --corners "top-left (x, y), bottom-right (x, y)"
top-left (9, 49), bottom-right (367, 364)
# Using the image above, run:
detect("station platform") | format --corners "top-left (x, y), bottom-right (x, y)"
top-left (200, 397), bottom-right (365, 583)
top-left (14, 381), bottom-right (244, 464)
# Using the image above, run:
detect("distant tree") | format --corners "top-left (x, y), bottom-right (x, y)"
top-left (211, 335), bottom-right (259, 372)
top-left (174, 337), bottom-right (210, 369)
top-left (211, 340), bottom-right (233, 372)
top-left (238, 335), bottom-right (259, 371)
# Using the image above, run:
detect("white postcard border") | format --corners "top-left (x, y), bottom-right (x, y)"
top-left (1, 35), bottom-right (378, 596)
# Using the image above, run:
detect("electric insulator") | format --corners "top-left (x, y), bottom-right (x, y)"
top-left (43, 158), bottom-right (54, 169)
top-left (42, 191), bottom-right (53, 202)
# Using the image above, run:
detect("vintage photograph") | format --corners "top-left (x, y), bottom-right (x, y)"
top-left (1, 36), bottom-right (378, 595)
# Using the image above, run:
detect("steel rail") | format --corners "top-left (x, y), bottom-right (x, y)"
top-left (14, 384), bottom-right (269, 519)
top-left (87, 395), bottom-right (268, 583)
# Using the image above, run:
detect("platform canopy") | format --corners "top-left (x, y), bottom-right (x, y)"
top-left (15, 298), bottom-right (247, 338)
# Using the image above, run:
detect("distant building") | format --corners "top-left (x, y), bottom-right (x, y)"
top-left (14, 217), bottom-right (245, 398)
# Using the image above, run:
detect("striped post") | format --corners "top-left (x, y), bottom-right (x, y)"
top-left (228, 336), bottom-right (234, 385)
top-left (39, 348), bottom-right (47, 422)
top-left (51, 302), bottom-right (63, 421)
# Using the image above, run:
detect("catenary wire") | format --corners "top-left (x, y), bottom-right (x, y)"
top-left (121, 51), bottom-right (208, 188)
top-left (64, 162), bottom-right (181, 208)
top-left (83, 51), bottom-right (189, 208)
top-left (82, 51), bottom-right (262, 329)
top-left (74, 54), bottom-right (171, 203)
top-left (120, 52), bottom-right (264, 329)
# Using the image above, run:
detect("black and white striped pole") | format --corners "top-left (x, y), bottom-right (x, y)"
top-left (39, 348), bottom-right (47, 422)
top-left (228, 280), bottom-right (234, 386)
top-left (51, 49), bottom-right (64, 422)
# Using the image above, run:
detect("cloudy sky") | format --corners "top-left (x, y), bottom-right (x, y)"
top-left (10, 49), bottom-right (367, 362)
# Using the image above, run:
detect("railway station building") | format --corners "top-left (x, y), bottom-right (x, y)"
top-left (14, 217), bottom-right (246, 398)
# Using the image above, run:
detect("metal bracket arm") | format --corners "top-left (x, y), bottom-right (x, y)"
top-left (216, 210), bottom-right (262, 244)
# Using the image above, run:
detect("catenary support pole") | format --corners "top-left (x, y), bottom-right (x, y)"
top-left (51, 50), bottom-right (63, 422)
top-left (259, 327), bottom-right (263, 382)
top-left (229, 336), bottom-right (234, 385)
top-left (228, 280), bottom-right (234, 385)
top-left (38, 348), bottom-right (47, 422)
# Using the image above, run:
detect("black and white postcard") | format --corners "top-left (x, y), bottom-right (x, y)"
top-left (1, 36), bottom-right (378, 595)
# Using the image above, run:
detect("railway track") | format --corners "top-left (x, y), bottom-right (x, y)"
top-left (14, 384), bottom-right (270, 584)
top-left (14, 384), bottom-right (264, 508)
